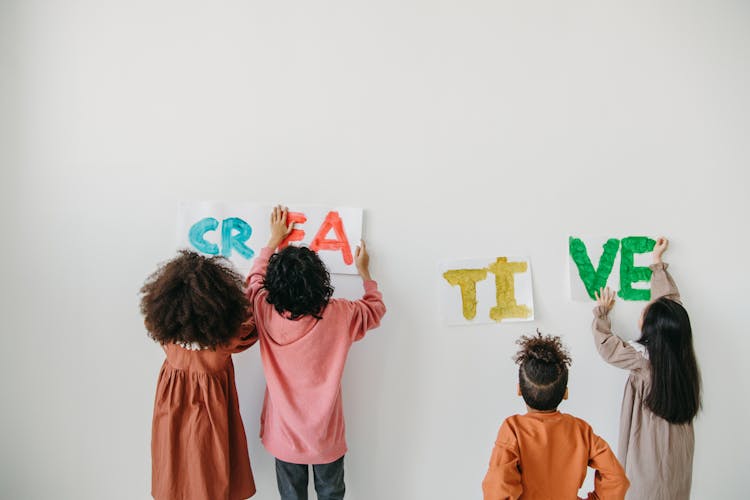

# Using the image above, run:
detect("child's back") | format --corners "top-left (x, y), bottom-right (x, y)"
top-left (484, 411), bottom-right (626, 499)
top-left (250, 270), bottom-right (384, 463)
top-left (483, 332), bottom-right (628, 500)
top-left (246, 206), bottom-right (386, 499)
top-left (141, 251), bottom-right (257, 500)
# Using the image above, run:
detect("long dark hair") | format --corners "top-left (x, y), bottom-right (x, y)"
top-left (638, 297), bottom-right (701, 424)
top-left (140, 250), bottom-right (249, 349)
top-left (263, 246), bottom-right (333, 320)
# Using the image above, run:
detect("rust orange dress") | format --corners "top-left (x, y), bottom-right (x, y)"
top-left (151, 325), bottom-right (257, 500)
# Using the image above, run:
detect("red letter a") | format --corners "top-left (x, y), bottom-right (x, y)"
top-left (309, 211), bottom-right (353, 265)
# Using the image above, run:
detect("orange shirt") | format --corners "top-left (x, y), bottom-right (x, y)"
top-left (482, 411), bottom-right (629, 500)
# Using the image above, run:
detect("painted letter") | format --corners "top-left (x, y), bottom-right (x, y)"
top-left (221, 217), bottom-right (254, 259)
top-left (189, 217), bottom-right (220, 255)
top-left (569, 237), bottom-right (620, 299)
top-left (309, 211), bottom-right (353, 265)
top-left (487, 257), bottom-right (532, 321)
top-left (442, 269), bottom-right (489, 320)
top-left (278, 212), bottom-right (308, 250)
top-left (619, 236), bottom-right (655, 301)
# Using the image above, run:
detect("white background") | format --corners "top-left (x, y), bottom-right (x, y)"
top-left (1, 1), bottom-right (749, 499)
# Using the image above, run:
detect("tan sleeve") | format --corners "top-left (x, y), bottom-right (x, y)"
top-left (482, 422), bottom-right (523, 500)
top-left (649, 262), bottom-right (681, 304)
top-left (585, 431), bottom-right (629, 500)
top-left (592, 306), bottom-right (645, 371)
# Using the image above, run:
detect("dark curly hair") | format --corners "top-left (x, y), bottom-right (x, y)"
top-left (139, 250), bottom-right (249, 349)
top-left (514, 331), bottom-right (572, 411)
top-left (263, 246), bottom-right (333, 320)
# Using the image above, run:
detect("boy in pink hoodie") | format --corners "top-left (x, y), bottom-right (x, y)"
top-left (246, 206), bottom-right (386, 500)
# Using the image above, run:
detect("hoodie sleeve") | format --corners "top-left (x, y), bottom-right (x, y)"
top-left (347, 279), bottom-right (386, 342)
top-left (246, 246), bottom-right (275, 303)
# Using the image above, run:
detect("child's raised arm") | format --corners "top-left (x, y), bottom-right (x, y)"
top-left (246, 205), bottom-right (295, 300)
top-left (226, 312), bottom-right (259, 354)
top-left (347, 240), bottom-right (386, 342)
top-left (649, 237), bottom-right (681, 304)
top-left (592, 287), bottom-right (644, 371)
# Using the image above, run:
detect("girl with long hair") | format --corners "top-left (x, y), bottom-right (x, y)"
top-left (593, 237), bottom-right (701, 499)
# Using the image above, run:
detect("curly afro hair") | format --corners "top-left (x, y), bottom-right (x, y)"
top-left (263, 246), bottom-right (333, 320)
top-left (139, 250), bottom-right (249, 349)
top-left (514, 331), bottom-right (572, 411)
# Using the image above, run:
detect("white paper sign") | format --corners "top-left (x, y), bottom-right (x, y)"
top-left (439, 256), bottom-right (535, 325)
top-left (177, 203), bottom-right (363, 275)
top-left (568, 235), bottom-right (655, 301)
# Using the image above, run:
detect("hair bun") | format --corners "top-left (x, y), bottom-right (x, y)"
top-left (527, 343), bottom-right (558, 363)
top-left (514, 330), bottom-right (572, 367)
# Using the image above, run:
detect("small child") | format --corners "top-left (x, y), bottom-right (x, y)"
top-left (140, 250), bottom-right (257, 500)
top-left (482, 332), bottom-right (629, 500)
top-left (246, 205), bottom-right (386, 500)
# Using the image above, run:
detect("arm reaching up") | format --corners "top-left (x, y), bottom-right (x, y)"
top-left (650, 237), bottom-right (681, 303)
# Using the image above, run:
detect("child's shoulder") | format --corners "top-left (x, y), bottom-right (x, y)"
top-left (557, 412), bottom-right (598, 434)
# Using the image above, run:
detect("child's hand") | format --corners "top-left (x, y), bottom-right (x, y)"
top-left (653, 236), bottom-right (668, 264)
top-left (594, 287), bottom-right (616, 312)
top-left (268, 205), bottom-right (295, 249)
top-left (355, 240), bottom-right (372, 281)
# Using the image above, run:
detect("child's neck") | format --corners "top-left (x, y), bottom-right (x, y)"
top-left (526, 406), bottom-right (559, 414)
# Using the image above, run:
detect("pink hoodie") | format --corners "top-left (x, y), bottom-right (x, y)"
top-left (246, 247), bottom-right (386, 464)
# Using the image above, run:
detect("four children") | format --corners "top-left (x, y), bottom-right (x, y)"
top-left (141, 210), bottom-right (699, 499)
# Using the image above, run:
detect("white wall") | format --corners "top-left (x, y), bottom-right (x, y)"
top-left (2, 1), bottom-right (749, 498)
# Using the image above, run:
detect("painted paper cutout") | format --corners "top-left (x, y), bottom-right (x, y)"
top-left (568, 235), bottom-right (656, 301)
top-left (309, 211), bottom-right (354, 265)
top-left (279, 212), bottom-right (308, 250)
top-left (220, 217), bottom-right (254, 259)
top-left (442, 269), bottom-right (489, 320)
top-left (487, 258), bottom-right (533, 321)
top-left (177, 203), bottom-right (363, 275)
top-left (440, 257), bottom-right (534, 325)
top-left (619, 237), bottom-right (655, 300)
top-left (189, 217), bottom-right (220, 255)
top-left (569, 237), bottom-right (620, 299)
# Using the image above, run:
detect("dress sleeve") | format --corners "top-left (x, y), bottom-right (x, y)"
top-left (592, 306), bottom-right (645, 371)
top-left (347, 279), bottom-right (387, 342)
top-left (221, 308), bottom-right (258, 354)
top-left (583, 430), bottom-right (629, 500)
top-left (482, 422), bottom-right (522, 500)
top-left (649, 262), bottom-right (681, 304)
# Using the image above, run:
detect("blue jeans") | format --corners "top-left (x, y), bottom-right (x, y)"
top-left (275, 455), bottom-right (345, 500)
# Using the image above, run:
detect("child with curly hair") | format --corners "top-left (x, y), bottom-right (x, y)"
top-left (482, 332), bottom-right (629, 500)
top-left (140, 251), bottom-right (258, 500)
top-left (246, 205), bottom-right (386, 500)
